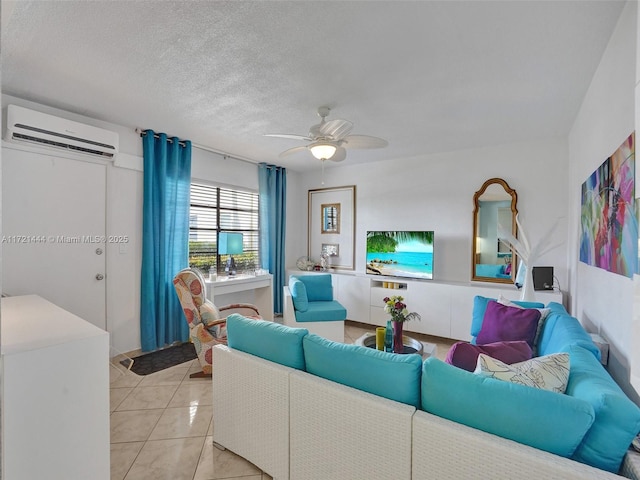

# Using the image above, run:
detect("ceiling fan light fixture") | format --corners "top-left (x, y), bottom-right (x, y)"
top-left (309, 143), bottom-right (337, 160)
top-left (267, 107), bottom-right (387, 163)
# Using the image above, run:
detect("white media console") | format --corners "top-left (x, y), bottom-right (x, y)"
top-left (287, 269), bottom-right (563, 341)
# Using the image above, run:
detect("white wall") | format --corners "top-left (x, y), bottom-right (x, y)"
top-left (634, 0), bottom-right (640, 400)
top-left (290, 138), bottom-right (570, 289)
top-left (1, 94), bottom-right (261, 354)
top-left (568, 0), bottom-right (639, 403)
top-left (283, 169), bottom-right (304, 274)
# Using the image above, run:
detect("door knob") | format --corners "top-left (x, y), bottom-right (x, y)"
top-left (96, 273), bottom-right (104, 281)
top-left (96, 248), bottom-right (103, 255)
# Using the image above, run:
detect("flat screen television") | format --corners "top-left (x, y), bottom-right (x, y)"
top-left (366, 231), bottom-right (434, 280)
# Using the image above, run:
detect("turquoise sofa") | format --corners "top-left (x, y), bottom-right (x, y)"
top-left (214, 301), bottom-right (640, 478)
top-left (448, 296), bottom-right (640, 473)
top-left (475, 263), bottom-right (511, 278)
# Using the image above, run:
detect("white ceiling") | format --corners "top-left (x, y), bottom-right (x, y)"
top-left (1, 1), bottom-right (626, 172)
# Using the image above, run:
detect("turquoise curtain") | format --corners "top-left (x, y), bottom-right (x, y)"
top-left (140, 130), bottom-right (192, 351)
top-left (258, 163), bottom-right (287, 313)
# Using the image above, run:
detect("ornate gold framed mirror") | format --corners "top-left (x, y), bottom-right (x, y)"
top-left (472, 178), bottom-right (518, 284)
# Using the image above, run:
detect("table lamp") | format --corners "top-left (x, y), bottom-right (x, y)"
top-left (218, 232), bottom-right (243, 276)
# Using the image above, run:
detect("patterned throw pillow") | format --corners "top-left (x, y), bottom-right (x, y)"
top-left (474, 352), bottom-right (570, 393)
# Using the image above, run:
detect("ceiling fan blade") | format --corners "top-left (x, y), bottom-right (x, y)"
top-left (279, 146), bottom-right (310, 158)
top-left (319, 119), bottom-right (354, 140)
top-left (342, 134), bottom-right (388, 149)
top-left (265, 133), bottom-right (313, 141)
top-left (329, 146), bottom-right (347, 162)
top-left (308, 122), bottom-right (324, 138)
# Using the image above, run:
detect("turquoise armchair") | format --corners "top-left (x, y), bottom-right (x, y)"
top-left (282, 274), bottom-right (347, 342)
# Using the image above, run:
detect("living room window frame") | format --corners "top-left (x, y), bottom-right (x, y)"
top-left (188, 180), bottom-right (260, 275)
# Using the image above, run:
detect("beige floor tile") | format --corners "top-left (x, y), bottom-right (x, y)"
top-left (168, 382), bottom-right (213, 407)
top-left (409, 333), bottom-right (456, 361)
top-left (184, 360), bottom-right (208, 379)
top-left (124, 437), bottom-right (205, 480)
top-left (110, 367), bottom-right (143, 388)
top-left (193, 436), bottom-right (261, 480)
top-left (123, 348), bottom-right (144, 359)
top-left (116, 385), bottom-right (180, 411)
top-left (111, 441), bottom-right (144, 480)
top-left (344, 321), bottom-right (371, 343)
top-left (110, 387), bottom-right (133, 412)
top-left (110, 409), bottom-right (164, 443)
top-left (137, 365), bottom-right (189, 387)
top-left (149, 405), bottom-right (213, 440)
top-left (110, 363), bottom-right (127, 381)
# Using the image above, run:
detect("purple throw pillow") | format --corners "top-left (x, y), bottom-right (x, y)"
top-left (444, 340), bottom-right (533, 372)
top-left (475, 301), bottom-right (541, 349)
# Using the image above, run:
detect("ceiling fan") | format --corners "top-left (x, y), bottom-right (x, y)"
top-left (265, 106), bottom-right (388, 162)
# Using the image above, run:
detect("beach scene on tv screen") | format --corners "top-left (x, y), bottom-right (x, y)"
top-left (366, 231), bottom-right (434, 280)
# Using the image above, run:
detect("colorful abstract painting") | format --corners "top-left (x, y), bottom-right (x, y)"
top-left (580, 133), bottom-right (636, 278)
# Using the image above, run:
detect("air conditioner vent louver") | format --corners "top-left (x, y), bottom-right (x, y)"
top-left (5, 105), bottom-right (119, 159)
top-left (14, 123), bottom-right (117, 150)
top-left (12, 133), bottom-right (115, 158)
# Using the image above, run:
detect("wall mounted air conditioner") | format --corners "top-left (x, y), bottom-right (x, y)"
top-left (5, 104), bottom-right (119, 159)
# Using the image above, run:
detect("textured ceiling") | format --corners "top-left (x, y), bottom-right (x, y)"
top-left (1, 1), bottom-right (625, 172)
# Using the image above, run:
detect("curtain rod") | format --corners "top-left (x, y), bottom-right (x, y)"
top-left (135, 128), bottom-right (257, 166)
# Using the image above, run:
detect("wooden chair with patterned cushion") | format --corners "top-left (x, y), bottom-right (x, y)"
top-left (173, 268), bottom-right (261, 378)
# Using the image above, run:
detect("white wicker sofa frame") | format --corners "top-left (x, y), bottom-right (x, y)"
top-left (212, 343), bottom-right (633, 480)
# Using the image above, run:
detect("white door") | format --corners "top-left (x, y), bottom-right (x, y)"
top-left (2, 147), bottom-right (107, 330)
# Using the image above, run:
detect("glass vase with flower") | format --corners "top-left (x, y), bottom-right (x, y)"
top-left (383, 295), bottom-right (421, 353)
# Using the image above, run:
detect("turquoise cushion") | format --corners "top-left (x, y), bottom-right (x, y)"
top-left (470, 295), bottom-right (544, 342)
top-left (545, 301), bottom-right (570, 315)
top-left (295, 274), bottom-right (333, 302)
top-left (565, 345), bottom-right (640, 472)
top-left (421, 357), bottom-right (595, 457)
top-left (226, 314), bottom-right (308, 370)
top-left (294, 301), bottom-right (347, 322)
top-left (537, 309), bottom-right (600, 360)
top-left (303, 333), bottom-right (422, 407)
top-left (289, 278), bottom-right (309, 312)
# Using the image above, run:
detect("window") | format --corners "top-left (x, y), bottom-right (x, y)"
top-left (189, 182), bottom-right (260, 275)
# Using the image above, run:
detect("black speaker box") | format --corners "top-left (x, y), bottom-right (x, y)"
top-left (532, 266), bottom-right (554, 290)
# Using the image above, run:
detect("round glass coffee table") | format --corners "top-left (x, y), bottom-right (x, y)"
top-left (355, 332), bottom-right (436, 357)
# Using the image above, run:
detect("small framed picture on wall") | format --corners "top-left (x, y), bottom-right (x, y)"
top-left (308, 185), bottom-right (355, 270)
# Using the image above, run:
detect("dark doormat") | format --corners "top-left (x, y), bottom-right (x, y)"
top-left (123, 342), bottom-right (197, 376)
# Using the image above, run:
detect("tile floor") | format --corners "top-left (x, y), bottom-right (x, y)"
top-left (109, 321), bottom-right (456, 480)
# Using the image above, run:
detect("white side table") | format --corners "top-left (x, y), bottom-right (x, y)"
top-left (354, 332), bottom-right (437, 359)
top-left (206, 273), bottom-right (274, 320)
